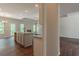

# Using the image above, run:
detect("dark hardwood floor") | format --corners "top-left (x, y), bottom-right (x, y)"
top-left (60, 37), bottom-right (79, 56)
top-left (3, 36), bottom-right (79, 56)
top-left (0, 37), bottom-right (33, 56)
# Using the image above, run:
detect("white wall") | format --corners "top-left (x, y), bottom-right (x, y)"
top-left (0, 17), bottom-right (37, 38)
top-left (60, 12), bottom-right (79, 39)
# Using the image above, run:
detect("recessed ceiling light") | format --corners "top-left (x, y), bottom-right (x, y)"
top-left (35, 4), bottom-right (39, 7)
top-left (25, 10), bottom-right (28, 13)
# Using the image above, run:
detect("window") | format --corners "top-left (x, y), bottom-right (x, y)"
top-left (33, 24), bottom-right (36, 33)
top-left (0, 22), bottom-right (4, 34)
top-left (11, 24), bottom-right (16, 35)
top-left (33, 24), bottom-right (42, 35)
top-left (33, 24), bottom-right (38, 34)
top-left (20, 24), bottom-right (24, 32)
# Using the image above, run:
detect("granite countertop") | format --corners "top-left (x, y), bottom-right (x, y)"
top-left (33, 34), bottom-right (42, 39)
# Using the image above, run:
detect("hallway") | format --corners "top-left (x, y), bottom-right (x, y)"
top-left (0, 37), bottom-right (33, 56)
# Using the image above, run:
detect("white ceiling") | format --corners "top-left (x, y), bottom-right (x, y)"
top-left (60, 3), bottom-right (79, 17)
top-left (0, 3), bottom-right (39, 20)
top-left (3, 3), bottom-right (79, 19)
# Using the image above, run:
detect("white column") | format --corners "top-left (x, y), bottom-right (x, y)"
top-left (33, 3), bottom-right (59, 56)
top-left (42, 4), bottom-right (59, 56)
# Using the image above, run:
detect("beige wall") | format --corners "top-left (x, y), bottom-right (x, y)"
top-left (43, 4), bottom-right (59, 56)
top-left (33, 4), bottom-right (43, 56)
top-left (33, 4), bottom-right (59, 56)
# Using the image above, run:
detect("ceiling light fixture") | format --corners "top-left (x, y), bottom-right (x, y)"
top-left (2, 20), bottom-right (8, 23)
top-left (2, 17), bottom-right (8, 23)
top-left (35, 4), bottom-right (39, 7)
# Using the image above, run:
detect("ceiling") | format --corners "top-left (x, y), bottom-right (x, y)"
top-left (0, 3), bottom-right (39, 20)
top-left (2, 3), bottom-right (79, 19)
top-left (60, 3), bottom-right (79, 17)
